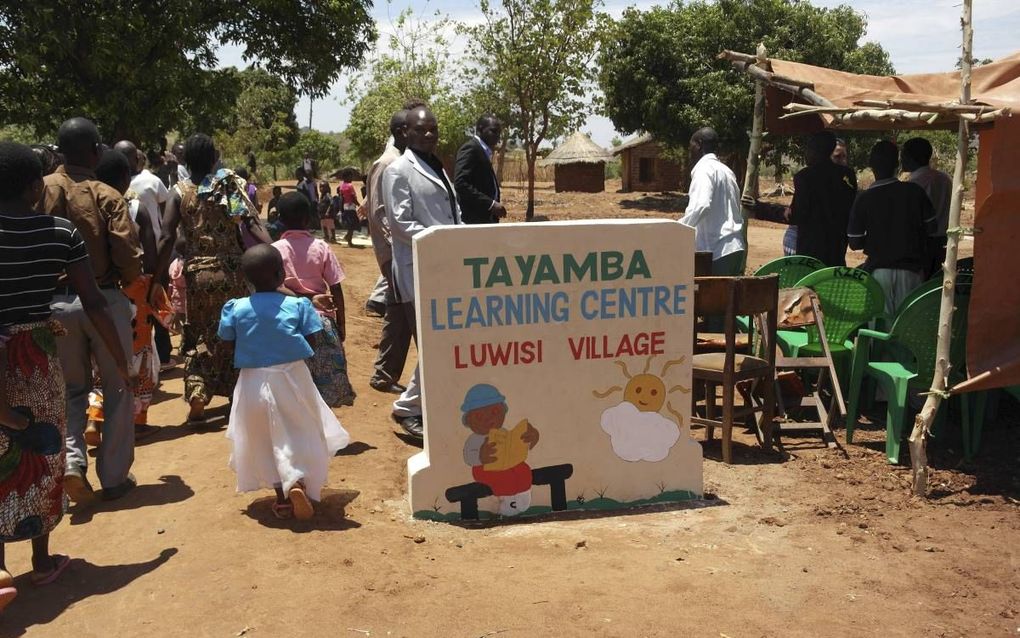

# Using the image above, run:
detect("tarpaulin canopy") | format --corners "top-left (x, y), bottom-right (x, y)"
top-left (722, 50), bottom-right (1020, 393)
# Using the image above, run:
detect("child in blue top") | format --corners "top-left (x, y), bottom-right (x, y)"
top-left (218, 244), bottom-right (350, 520)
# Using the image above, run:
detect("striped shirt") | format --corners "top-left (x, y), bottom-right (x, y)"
top-left (0, 214), bottom-right (88, 327)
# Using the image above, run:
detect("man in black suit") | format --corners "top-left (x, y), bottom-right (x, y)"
top-left (454, 115), bottom-right (507, 224)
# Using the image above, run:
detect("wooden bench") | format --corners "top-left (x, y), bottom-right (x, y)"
top-left (445, 463), bottom-right (574, 520)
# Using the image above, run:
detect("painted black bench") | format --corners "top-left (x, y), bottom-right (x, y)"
top-left (445, 463), bottom-right (574, 520)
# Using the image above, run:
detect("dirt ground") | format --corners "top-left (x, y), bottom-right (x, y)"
top-left (2, 180), bottom-right (1014, 638)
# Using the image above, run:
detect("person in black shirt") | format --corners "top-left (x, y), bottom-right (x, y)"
top-left (847, 140), bottom-right (937, 315)
top-left (0, 142), bottom-right (130, 600)
top-left (454, 115), bottom-right (507, 224)
top-left (790, 131), bottom-right (858, 266)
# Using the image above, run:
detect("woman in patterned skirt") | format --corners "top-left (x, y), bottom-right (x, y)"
top-left (0, 142), bottom-right (131, 610)
top-left (153, 135), bottom-right (272, 424)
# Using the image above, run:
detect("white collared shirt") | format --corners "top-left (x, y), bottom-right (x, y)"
top-left (908, 165), bottom-right (952, 236)
top-left (680, 153), bottom-right (745, 259)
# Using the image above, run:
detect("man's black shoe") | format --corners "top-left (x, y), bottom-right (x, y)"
top-left (370, 379), bottom-right (407, 394)
top-left (392, 414), bottom-right (424, 439)
top-left (102, 474), bottom-right (137, 501)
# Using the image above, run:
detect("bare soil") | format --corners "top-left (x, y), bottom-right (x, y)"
top-left (2, 180), bottom-right (1012, 638)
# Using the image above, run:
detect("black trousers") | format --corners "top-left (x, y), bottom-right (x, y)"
top-left (153, 321), bottom-right (172, 364)
top-left (370, 285), bottom-right (413, 385)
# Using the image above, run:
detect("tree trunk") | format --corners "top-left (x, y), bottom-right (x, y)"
top-left (496, 138), bottom-right (508, 183)
top-left (907, 0), bottom-right (972, 496)
top-left (525, 146), bottom-right (537, 220)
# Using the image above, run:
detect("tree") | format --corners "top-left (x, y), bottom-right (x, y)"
top-left (344, 8), bottom-right (481, 167)
top-left (287, 130), bottom-right (349, 177)
top-left (215, 69), bottom-right (301, 177)
top-left (465, 0), bottom-right (607, 219)
top-left (0, 1), bottom-right (376, 146)
top-left (598, 0), bottom-right (895, 159)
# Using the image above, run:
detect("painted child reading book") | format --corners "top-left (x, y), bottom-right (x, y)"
top-left (460, 384), bottom-right (540, 516)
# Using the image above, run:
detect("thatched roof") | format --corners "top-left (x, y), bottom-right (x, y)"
top-left (611, 133), bottom-right (656, 155)
top-left (539, 131), bottom-right (610, 166)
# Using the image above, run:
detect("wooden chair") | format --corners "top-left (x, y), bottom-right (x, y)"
top-left (691, 275), bottom-right (779, 464)
top-left (772, 287), bottom-right (846, 452)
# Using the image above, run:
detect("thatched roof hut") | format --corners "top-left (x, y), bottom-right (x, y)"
top-left (540, 131), bottom-right (610, 193)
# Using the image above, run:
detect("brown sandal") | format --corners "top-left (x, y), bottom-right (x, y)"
top-left (288, 483), bottom-right (314, 520)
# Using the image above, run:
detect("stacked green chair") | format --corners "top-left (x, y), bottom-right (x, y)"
top-left (897, 271), bottom-right (974, 315)
top-left (753, 255), bottom-right (826, 289)
top-left (845, 286), bottom-right (981, 463)
top-left (737, 256), bottom-right (827, 332)
top-left (776, 267), bottom-right (887, 387)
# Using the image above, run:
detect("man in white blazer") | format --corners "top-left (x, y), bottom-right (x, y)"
top-left (383, 107), bottom-right (462, 439)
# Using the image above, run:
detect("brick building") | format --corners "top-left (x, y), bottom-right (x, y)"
top-left (613, 134), bottom-right (685, 193)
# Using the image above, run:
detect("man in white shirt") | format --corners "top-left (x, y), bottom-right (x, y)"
top-left (131, 151), bottom-right (171, 235)
top-left (679, 127), bottom-right (746, 275)
top-left (902, 137), bottom-right (952, 278)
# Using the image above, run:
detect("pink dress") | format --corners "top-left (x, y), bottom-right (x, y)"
top-left (271, 230), bottom-right (355, 407)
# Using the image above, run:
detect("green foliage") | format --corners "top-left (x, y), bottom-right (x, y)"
top-left (465, 0), bottom-right (608, 217)
top-left (598, 0), bottom-right (896, 153)
top-left (0, 125), bottom-right (37, 145)
top-left (288, 130), bottom-right (350, 177)
top-left (344, 8), bottom-right (477, 164)
top-left (0, 1), bottom-right (376, 146)
top-left (215, 69), bottom-right (301, 173)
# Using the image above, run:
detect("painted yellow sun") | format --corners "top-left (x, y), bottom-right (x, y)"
top-left (593, 356), bottom-right (691, 423)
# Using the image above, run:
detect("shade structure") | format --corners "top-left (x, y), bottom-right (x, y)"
top-left (724, 49), bottom-right (1020, 392)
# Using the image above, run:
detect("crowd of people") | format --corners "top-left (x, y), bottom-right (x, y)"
top-left (682, 127), bottom-right (948, 315)
top-left (0, 100), bottom-right (950, 612)
top-left (0, 102), bottom-right (511, 611)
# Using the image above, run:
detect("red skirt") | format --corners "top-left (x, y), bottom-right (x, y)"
top-left (472, 462), bottom-right (532, 496)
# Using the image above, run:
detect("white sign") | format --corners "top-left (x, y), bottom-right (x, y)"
top-left (408, 220), bottom-right (702, 521)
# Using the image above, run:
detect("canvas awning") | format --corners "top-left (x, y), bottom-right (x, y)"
top-left (723, 50), bottom-right (1020, 393)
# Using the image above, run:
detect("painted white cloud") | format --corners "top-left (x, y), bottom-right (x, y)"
top-left (600, 401), bottom-right (680, 462)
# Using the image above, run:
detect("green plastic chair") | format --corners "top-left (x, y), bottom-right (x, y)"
top-left (845, 287), bottom-right (979, 463)
top-left (897, 271), bottom-right (974, 315)
top-left (776, 267), bottom-right (887, 387)
top-left (736, 256), bottom-right (827, 333)
top-left (753, 255), bottom-right (826, 289)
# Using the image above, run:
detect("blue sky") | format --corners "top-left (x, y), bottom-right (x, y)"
top-left (218, 0), bottom-right (1020, 147)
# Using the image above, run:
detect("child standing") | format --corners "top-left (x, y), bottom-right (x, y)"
top-left (218, 244), bottom-right (350, 519)
top-left (339, 177), bottom-right (360, 248)
top-left (318, 182), bottom-right (337, 243)
top-left (272, 192), bottom-right (356, 407)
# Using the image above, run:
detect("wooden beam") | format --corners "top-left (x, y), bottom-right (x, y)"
top-left (726, 60), bottom-right (835, 108)
top-left (740, 42), bottom-right (768, 265)
top-left (780, 102), bottom-right (1010, 125)
top-left (853, 99), bottom-right (997, 114)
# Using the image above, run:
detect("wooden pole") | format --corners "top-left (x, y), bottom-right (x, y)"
top-left (739, 43), bottom-right (768, 269)
top-left (907, 0), bottom-right (972, 496)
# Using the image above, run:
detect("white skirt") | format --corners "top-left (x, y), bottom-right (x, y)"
top-left (227, 360), bottom-right (350, 500)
